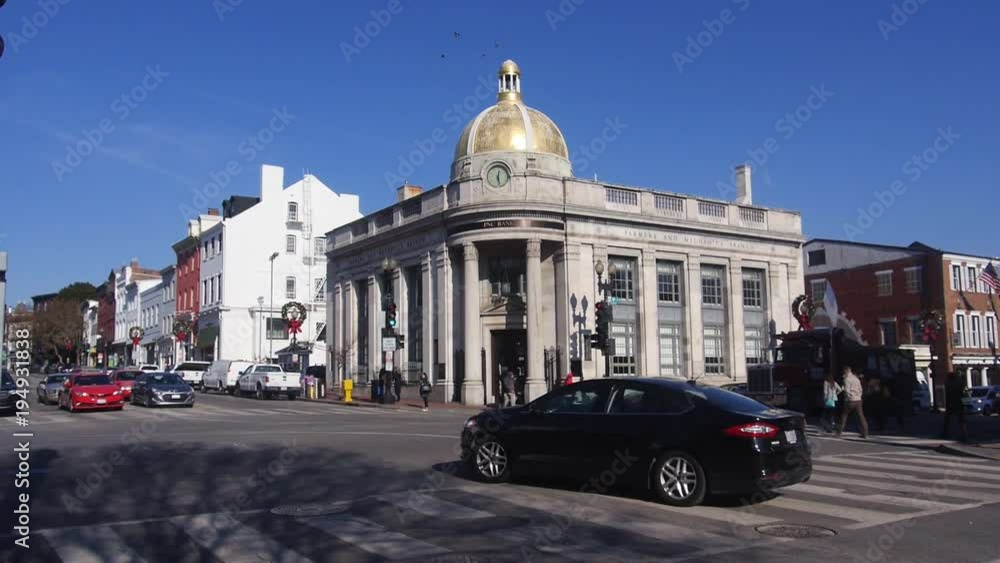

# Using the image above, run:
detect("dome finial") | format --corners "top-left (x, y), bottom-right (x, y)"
top-left (497, 59), bottom-right (522, 102)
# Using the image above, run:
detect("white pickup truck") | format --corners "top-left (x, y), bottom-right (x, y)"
top-left (235, 364), bottom-right (299, 400)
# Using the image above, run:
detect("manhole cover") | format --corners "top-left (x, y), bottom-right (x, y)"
top-left (755, 524), bottom-right (837, 539)
top-left (271, 501), bottom-right (352, 517)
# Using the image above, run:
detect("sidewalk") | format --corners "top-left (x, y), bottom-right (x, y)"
top-left (300, 393), bottom-right (493, 415)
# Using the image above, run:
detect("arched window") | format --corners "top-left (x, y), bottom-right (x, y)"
top-left (287, 202), bottom-right (298, 222)
top-left (285, 277), bottom-right (296, 300)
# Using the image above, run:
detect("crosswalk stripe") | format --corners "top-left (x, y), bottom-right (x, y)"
top-left (808, 473), bottom-right (1000, 502)
top-left (298, 514), bottom-right (451, 560)
top-left (813, 464), bottom-right (1000, 491)
top-left (825, 457), bottom-right (1000, 482)
top-left (190, 404), bottom-right (255, 416)
top-left (894, 452), bottom-right (995, 464)
top-left (466, 484), bottom-right (766, 544)
top-left (761, 496), bottom-right (904, 526)
top-left (172, 514), bottom-right (315, 563)
top-left (786, 483), bottom-right (968, 510)
top-left (271, 408), bottom-right (320, 415)
top-left (42, 525), bottom-right (147, 563)
top-left (862, 453), bottom-right (1000, 473)
top-left (378, 491), bottom-right (494, 520)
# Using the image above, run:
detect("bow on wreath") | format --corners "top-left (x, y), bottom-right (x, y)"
top-left (129, 326), bottom-right (145, 347)
top-left (792, 295), bottom-right (816, 331)
top-left (173, 318), bottom-right (193, 342)
top-left (281, 302), bottom-right (307, 336)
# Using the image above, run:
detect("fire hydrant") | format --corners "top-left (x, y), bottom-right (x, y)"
top-left (343, 378), bottom-right (354, 403)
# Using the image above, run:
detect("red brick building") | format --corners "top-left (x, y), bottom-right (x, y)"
top-left (172, 209), bottom-right (223, 360)
top-left (804, 239), bottom-right (1000, 404)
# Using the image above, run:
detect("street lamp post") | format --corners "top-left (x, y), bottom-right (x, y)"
top-left (378, 258), bottom-right (398, 403)
top-left (594, 260), bottom-right (618, 378)
top-left (268, 252), bottom-right (279, 360)
top-left (257, 296), bottom-right (265, 362)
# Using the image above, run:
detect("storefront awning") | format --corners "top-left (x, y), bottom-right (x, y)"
top-left (197, 326), bottom-right (219, 348)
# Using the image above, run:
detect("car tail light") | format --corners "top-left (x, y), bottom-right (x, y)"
top-left (724, 422), bottom-right (779, 439)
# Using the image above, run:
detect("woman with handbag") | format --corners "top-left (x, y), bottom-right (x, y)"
top-left (418, 372), bottom-right (432, 412)
top-left (822, 372), bottom-right (843, 433)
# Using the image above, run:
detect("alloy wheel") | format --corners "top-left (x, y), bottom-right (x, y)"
top-left (475, 441), bottom-right (508, 479)
top-left (659, 456), bottom-right (699, 501)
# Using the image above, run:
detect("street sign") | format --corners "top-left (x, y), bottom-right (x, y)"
top-left (382, 337), bottom-right (397, 352)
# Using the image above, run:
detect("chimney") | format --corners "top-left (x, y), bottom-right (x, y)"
top-left (735, 164), bottom-right (752, 205)
top-left (261, 164), bottom-right (284, 201)
top-left (396, 183), bottom-right (423, 202)
top-left (207, 208), bottom-right (219, 216)
top-left (130, 259), bottom-right (139, 270)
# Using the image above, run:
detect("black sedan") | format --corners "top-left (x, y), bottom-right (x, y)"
top-left (131, 373), bottom-right (195, 408)
top-left (460, 377), bottom-right (811, 507)
top-left (0, 369), bottom-right (17, 413)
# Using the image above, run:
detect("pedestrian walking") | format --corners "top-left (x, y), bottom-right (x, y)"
top-left (418, 372), bottom-right (432, 412)
top-left (563, 372), bottom-right (574, 386)
top-left (392, 369), bottom-right (402, 402)
top-left (941, 371), bottom-right (969, 442)
top-left (836, 364), bottom-right (869, 438)
top-left (501, 366), bottom-right (516, 407)
top-left (821, 373), bottom-right (842, 433)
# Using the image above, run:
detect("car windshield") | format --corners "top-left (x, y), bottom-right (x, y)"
top-left (969, 388), bottom-right (989, 398)
top-left (75, 376), bottom-right (113, 386)
top-left (47, 375), bottom-right (68, 384)
top-left (116, 372), bottom-right (141, 381)
top-left (689, 385), bottom-right (771, 413)
top-left (254, 365), bottom-right (283, 372)
top-left (175, 363), bottom-right (209, 371)
top-left (147, 374), bottom-right (185, 385)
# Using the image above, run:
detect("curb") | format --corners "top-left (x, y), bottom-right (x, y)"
top-left (298, 396), bottom-right (489, 415)
top-left (936, 443), bottom-right (1000, 462)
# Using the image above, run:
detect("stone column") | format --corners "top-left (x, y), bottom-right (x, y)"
top-left (554, 244), bottom-right (571, 378)
top-left (343, 281), bottom-right (355, 379)
top-left (368, 276), bottom-right (380, 383)
top-left (640, 249), bottom-right (659, 376)
top-left (769, 262), bottom-right (791, 337)
top-left (686, 256), bottom-right (703, 377)
top-left (436, 246), bottom-right (453, 397)
top-left (728, 259), bottom-right (746, 381)
top-left (462, 243), bottom-right (484, 404)
top-left (421, 253), bottom-right (434, 384)
top-left (332, 282), bottom-right (342, 385)
top-left (525, 239), bottom-right (547, 400)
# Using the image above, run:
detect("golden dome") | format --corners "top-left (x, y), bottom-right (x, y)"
top-left (454, 60), bottom-right (569, 161)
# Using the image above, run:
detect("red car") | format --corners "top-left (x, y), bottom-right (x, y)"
top-left (59, 373), bottom-right (125, 412)
top-left (110, 369), bottom-right (143, 400)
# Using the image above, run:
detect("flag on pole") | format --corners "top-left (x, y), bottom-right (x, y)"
top-left (823, 282), bottom-right (839, 322)
top-left (978, 262), bottom-right (1000, 293)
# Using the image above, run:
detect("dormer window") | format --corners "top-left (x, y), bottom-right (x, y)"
top-left (287, 202), bottom-right (299, 222)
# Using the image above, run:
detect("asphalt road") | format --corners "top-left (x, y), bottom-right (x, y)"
top-left (1, 374), bottom-right (999, 563)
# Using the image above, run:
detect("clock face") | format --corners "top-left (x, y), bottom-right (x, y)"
top-left (486, 164), bottom-right (510, 188)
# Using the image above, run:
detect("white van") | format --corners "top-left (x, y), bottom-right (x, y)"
top-left (203, 360), bottom-right (253, 395)
top-left (170, 361), bottom-right (211, 390)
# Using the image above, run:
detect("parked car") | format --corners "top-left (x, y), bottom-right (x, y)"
top-left (35, 373), bottom-right (68, 405)
top-left (963, 386), bottom-right (999, 415)
top-left (460, 377), bottom-right (811, 507)
top-left (202, 360), bottom-right (253, 395)
top-left (169, 361), bottom-right (211, 390)
top-left (58, 373), bottom-right (125, 412)
top-left (131, 372), bottom-right (195, 408)
top-left (110, 369), bottom-right (143, 400)
top-left (236, 364), bottom-right (299, 400)
top-left (0, 369), bottom-right (17, 414)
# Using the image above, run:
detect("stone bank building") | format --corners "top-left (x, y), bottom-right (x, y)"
top-left (325, 61), bottom-right (805, 405)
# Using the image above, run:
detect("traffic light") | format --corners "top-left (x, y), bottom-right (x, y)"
top-left (396, 334), bottom-right (405, 348)
top-left (592, 301), bottom-right (612, 349)
top-left (386, 303), bottom-right (398, 329)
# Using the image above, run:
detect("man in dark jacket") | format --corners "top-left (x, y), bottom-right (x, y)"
top-left (941, 371), bottom-right (968, 442)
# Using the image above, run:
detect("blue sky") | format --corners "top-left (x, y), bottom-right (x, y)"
top-left (2, 0), bottom-right (998, 304)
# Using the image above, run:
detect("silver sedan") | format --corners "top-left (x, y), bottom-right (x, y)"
top-left (36, 374), bottom-right (69, 405)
